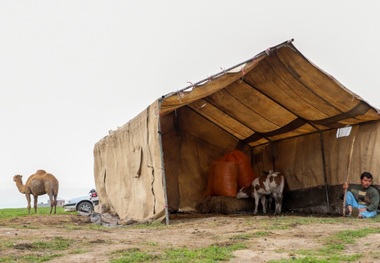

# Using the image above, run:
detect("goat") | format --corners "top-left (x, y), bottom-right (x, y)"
top-left (237, 170), bottom-right (285, 215)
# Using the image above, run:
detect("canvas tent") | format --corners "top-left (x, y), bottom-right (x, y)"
top-left (93, 39), bottom-right (380, 224)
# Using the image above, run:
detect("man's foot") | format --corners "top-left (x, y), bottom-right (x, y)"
top-left (344, 207), bottom-right (350, 214)
top-left (351, 207), bottom-right (359, 217)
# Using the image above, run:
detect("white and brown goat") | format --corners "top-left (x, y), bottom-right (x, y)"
top-left (237, 170), bottom-right (285, 215)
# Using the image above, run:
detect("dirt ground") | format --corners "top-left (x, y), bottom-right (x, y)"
top-left (1, 212), bottom-right (380, 262)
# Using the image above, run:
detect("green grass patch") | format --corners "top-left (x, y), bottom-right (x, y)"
top-left (0, 207), bottom-right (67, 219)
top-left (30, 236), bottom-right (71, 250)
top-left (111, 243), bottom-right (246, 263)
top-left (269, 253), bottom-right (362, 263)
top-left (0, 254), bottom-right (62, 263)
top-left (253, 231), bottom-right (271, 237)
top-left (129, 221), bottom-right (166, 229)
top-left (142, 241), bottom-right (159, 246)
top-left (243, 216), bottom-right (345, 231)
top-left (332, 228), bottom-right (380, 244)
top-left (317, 227), bottom-right (380, 257)
top-left (111, 248), bottom-right (159, 263)
top-left (0, 237), bottom-right (72, 263)
top-left (230, 233), bottom-right (254, 240)
top-left (61, 222), bottom-right (107, 231)
top-left (69, 248), bottom-right (89, 254)
top-left (0, 241), bottom-right (14, 250)
top-left (230, 231), bottom-right (270, 240)
top-left (274, 227), bottom-right (380, 263)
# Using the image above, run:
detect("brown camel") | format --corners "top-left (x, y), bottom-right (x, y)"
top-left (13, 169), bottom-right (59, 214)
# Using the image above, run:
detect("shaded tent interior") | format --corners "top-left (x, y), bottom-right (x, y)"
top-left (93, 39), bottom-right (380, 224)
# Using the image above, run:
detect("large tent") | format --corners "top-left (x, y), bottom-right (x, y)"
top-left (93, 39), bottom-right (380, 224)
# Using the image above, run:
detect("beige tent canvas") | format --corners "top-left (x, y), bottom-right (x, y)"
top-left (93, 39), bottom-right (380, 224)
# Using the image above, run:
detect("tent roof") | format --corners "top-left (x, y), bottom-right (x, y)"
top-left (160, 39), bottom-right (380, 147)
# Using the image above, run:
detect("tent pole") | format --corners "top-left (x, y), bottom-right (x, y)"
top-left (342, 135), bottom-right (356, 217)
top-left (319, 132), bottom-right (331, 213)
top-left (157, 99), bottom-right (170, 225)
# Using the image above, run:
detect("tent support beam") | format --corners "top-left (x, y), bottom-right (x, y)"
top-left (319, 131), bottom-right (331, 213)
top-left (158, 99), bottom-right (170, 225)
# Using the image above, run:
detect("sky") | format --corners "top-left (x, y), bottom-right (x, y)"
top-left (1, 1), bottom-right (380, 209)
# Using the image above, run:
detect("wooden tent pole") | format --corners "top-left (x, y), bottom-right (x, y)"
top-left (157, 99), bottom-right (170, 225)
top-left (342, 135), bottom-right (356, 217)
top-left (319, 132), bottom-right (330, 213)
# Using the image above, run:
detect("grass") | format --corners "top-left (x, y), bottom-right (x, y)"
top-left (111, 248), bottom-right (159, 263)
top-left (268, 227), bottom-right (380, 263)
top-left (0, 207), bottom-right (77, 263)
top-left (0, 237), bottom-right (72, 263)
top-left (30, 236), bottom-right (72, 250)
top-left (1, 208), bottom-right (380, 262)
top-left (114, 215), bottom-right (380, 262)
top-left (110, 243), bottom-right (247, 263)
top-left (269, 254), bottom-right (362, 263)
top-left (0, 206), bottom-right (68, 219)
top-left (129, 220), bottom-right (166, 229)
top-left (248, 215), bottom-right (349, 230)
top-left (60, 222), bottom-right (107, 231)
top-left (0, 254), bottom-right (62, 263)
top-left (230, 231), bottom-right (270, 240)
top-left (331, 227), bottom-right (380, 244)
top-left (0, 207), bottom-right (106, 231)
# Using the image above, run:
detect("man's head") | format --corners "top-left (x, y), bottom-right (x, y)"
top-left (360, 172), bottom-right (373, 189)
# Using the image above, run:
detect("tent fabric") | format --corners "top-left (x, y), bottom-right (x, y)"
top-left (160, 40), bottom-right (380, 147)
top-left (93, 40), bottom-right (380, 222)
top-left (94, 101), bottom-right (166, 222)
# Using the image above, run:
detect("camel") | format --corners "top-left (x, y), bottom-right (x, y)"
top-left (13, 169), bottom-right (59, 214)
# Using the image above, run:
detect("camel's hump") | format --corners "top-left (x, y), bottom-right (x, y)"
top-left (27, 171), bottom-right (58, 184)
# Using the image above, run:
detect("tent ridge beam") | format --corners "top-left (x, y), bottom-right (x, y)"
top-left (243, 117), bottom-right (306, 144)
top-left (310, 101), bottom-right (372, 128)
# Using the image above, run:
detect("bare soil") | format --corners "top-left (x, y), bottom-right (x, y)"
top-left (1, 212), bottom-right (380, 262)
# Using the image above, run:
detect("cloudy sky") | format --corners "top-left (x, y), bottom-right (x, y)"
top-left (1, 1), bottom-right (379, 208)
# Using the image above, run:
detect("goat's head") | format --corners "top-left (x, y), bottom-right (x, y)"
top-left (236, 187), bottom-right (249, 199)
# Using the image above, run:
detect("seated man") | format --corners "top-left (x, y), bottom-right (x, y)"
top-left (343, 171), bottom-right (379, 218)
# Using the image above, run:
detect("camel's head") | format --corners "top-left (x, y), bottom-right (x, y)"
top-left (13, 175), bottom-right (22, 183)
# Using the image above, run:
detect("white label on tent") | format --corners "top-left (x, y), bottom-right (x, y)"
top-left (336, 126), bottom-right (352, 138)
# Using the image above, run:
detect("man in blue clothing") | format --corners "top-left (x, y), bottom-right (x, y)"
top-left (343, 171), bottom-right (379, 218)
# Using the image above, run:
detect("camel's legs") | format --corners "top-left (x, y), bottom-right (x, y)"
top-left (26, 194), bottom-right (31, 214)
top-left (33, 195), bottom-right (38, 213)
top-left (53, 195), bottom-right (57, 214)
top-left (48, 194), bottom-right (57, 214)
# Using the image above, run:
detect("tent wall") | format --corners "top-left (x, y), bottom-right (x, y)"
top-left (323, 122), bottom-right (380, 185)
top-left (161, 106), bottom-right (253, 211)
top-left (93, 101), bottom-right (166, 222)
top-left (161, 107), bottom-right (380, 214)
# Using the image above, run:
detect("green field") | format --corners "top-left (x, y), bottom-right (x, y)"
top-left (0, 206), bottom-right (69, 219)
